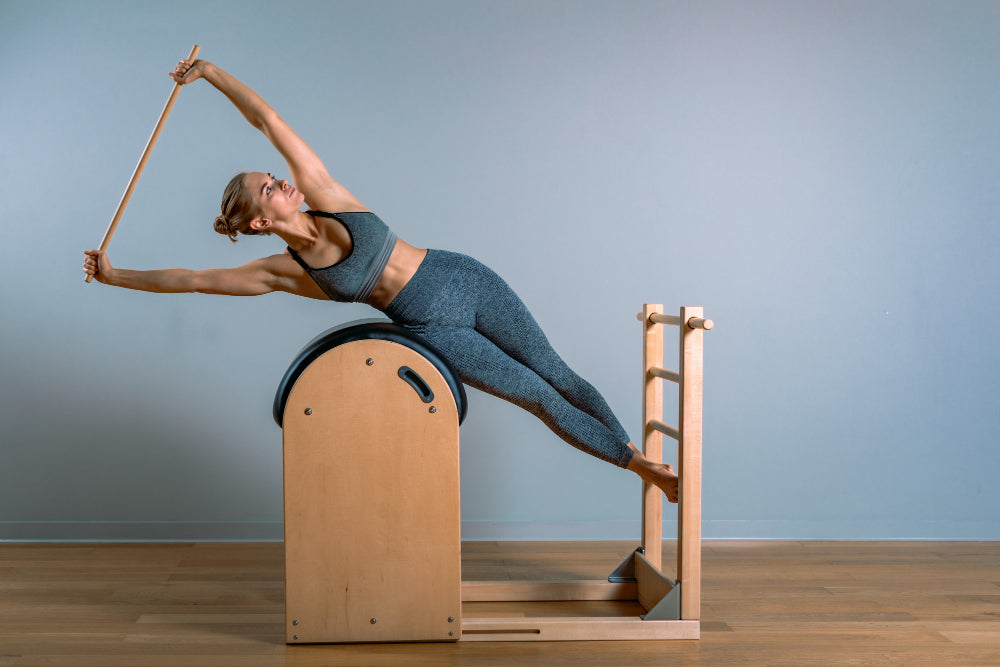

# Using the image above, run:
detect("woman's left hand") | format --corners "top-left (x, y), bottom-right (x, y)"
top-left (83, 249), bottom-right (114, 284)
top-left (169, 58), bottom-right (208, 85)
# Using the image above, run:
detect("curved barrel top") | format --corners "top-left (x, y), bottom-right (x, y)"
top-left (273, 319), bottom-right (468, 427)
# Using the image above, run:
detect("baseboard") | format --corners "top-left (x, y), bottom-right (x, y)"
top-left (0, 522), bottom-right (284, 542)
top-left (698, 519), bottom-right (1000, 541)
top-left (461, 519), bottom-right (1000, 541)
top-left (2, 519), bottom-right (997, 542)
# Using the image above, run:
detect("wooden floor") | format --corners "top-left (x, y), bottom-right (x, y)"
top-left (0, 541), bottom-right (998, 666)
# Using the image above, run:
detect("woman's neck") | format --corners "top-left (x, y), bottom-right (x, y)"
top-left (276, 210), bottom-right (321, 251)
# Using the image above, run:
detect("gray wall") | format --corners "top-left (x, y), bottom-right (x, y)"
top-left (2, 0), bottom-right (997, 541)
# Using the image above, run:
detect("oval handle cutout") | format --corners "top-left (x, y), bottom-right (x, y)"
top-left (397, 366), bottom-right (435, 403)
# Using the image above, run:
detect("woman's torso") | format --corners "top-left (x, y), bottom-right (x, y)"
top-left (287, 211), bottom-right (426, 310)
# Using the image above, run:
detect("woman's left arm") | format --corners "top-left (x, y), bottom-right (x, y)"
top-left (170, 59), bottom-right (364, 210)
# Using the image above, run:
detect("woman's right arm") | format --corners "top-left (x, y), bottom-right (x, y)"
top-left (170, 59), bottom-right (364, 211)
top-left (83, 249), bottom-right (328, 299)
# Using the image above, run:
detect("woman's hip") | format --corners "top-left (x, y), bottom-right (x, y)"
top-left (384, 249), bottom-right (502, 326)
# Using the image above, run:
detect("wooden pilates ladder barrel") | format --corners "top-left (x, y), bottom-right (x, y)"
top-left (640, 304), bottom-right (711, 623)
top-left (274, 320), bottom-right (467, 643)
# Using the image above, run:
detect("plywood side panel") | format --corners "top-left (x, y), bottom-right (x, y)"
top-left (282, 340), bottom-right (461, 643)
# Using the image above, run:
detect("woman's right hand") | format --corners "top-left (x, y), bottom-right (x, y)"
top-left (169, 58), bottom-right (209, 86)
top-left (83, 249), bottom-right (113, 284)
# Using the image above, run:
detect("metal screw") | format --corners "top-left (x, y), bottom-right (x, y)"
top-left (449, 631), bottom-right (454, 636)
top-left (304, 408), bottom-right (312, 415)
top-left (448, 617), bottom-right (455, 623)
top-left (429, 406), bottom-right (437, 414)
top-left (366, 358), bottom-right (375, 366)
top-left (292, 619), bottom-right (299, 626)
top-left (371, 618), bottom-right (377, 624)
top-left (293, 634), bottom-right (299, 640)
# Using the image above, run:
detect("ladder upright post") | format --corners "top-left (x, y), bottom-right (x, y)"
top-left (677, 306), bottom-right (704, 620)
top-left (641, 303), bottom-right (664, 570)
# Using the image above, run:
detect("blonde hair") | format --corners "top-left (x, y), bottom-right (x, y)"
top-left (214, 171), bottom-right (266, 242)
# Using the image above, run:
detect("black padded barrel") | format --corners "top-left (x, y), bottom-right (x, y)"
top-left (273, 319), bottom-right (468, 427)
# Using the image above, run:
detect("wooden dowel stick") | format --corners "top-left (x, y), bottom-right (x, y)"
top-left (86, 44), bottom-right (200, 282)
top-left (638, 312), bottom-right (714, 331)
top-left (687, 317), bottom-right (714, 331)
top-left (650, 366), bottom-right (681, 384)
top-left (649, 419), bottom-right (680, 441)
top-left (650, 313), bottom-right (683, 327)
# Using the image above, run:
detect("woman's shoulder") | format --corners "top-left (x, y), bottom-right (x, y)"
top-left (305, 188), bottom-right (370, 216)
top-left (253, 253), bottom-right (329, 300)
top-left (250, 252), bottom-right (299, 271)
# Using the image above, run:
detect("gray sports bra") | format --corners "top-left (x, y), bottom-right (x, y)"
top-left (287, 211), bottom-right (398, 304)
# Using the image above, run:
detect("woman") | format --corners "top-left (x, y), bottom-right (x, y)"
top-left (84, 57), bottom-right (679, 502)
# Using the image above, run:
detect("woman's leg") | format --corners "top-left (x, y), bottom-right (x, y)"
top-left (468, 280), bottom-right (680, 501)
top-left (467, 264), bottom-right (632, 446)
top-left (416, 324), bottom-right (634, 467)
top-left (418, 326), bottom-right (678, 501)
top-left (389, 251), bottom-right (632, 447)
top-left (386, 250), bottom-right (677, 499)
top-left (477, 318), bottom-right (632, 445)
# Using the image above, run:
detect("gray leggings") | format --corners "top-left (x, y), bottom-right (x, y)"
top-left (384, 250), bottom-right (634, 468)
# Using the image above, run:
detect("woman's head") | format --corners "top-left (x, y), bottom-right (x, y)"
top-left (214, 171), bottom-right (262, 242)
top-left (214, 171), bottom-right (304, 241)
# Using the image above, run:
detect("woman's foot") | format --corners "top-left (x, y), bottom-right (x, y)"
top-left (626, 445), bottom-right (679, 503)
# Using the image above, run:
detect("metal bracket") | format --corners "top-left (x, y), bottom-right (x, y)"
top-left (608, 547), bottom-right (641, 583)
top-left (642, 581), bottom-right (681, 621)
top-left (610, 547), bottom-right (683, 621)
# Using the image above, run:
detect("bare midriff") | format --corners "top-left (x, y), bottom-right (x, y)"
top-left (365, 238), bottom-right (428, 311)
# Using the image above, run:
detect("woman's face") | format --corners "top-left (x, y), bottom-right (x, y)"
top-left (245, 171), bottom-right (305, 223)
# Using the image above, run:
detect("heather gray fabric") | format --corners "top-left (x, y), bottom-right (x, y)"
top-left (385, 249), bottom-right (634, 468)
top-left (286, 210), bottom-right (397, 303)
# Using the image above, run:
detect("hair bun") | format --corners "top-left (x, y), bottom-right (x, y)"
top-left (214, 214), bottom-right (238, 243)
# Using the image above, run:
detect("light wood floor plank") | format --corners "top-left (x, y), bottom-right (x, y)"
top-left (0, 541), bottom-right (998, 665)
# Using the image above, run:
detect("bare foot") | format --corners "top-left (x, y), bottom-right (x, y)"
top-left (626, 445), bottom-right (679, 503)
top-left (647, 462), bottom-right (678, 503)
